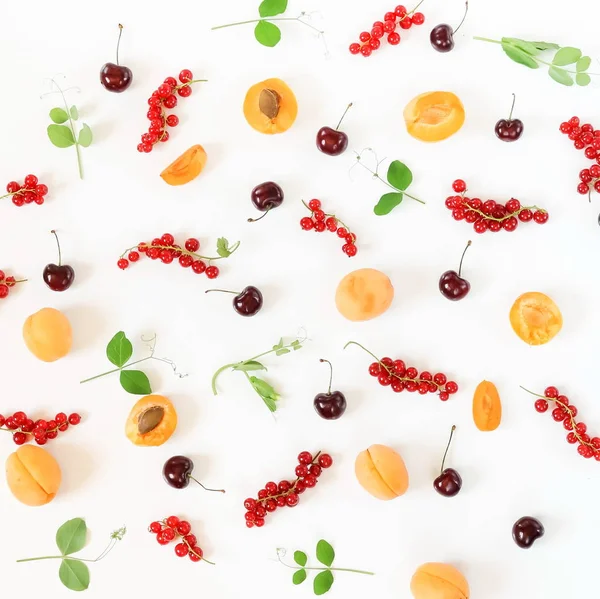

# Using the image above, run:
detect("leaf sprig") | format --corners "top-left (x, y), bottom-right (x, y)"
top-left (17, 518), bottom-right (126, 592)
top-left (80, 332), bottom-right (186, 395)
top-left (212, 335), bottom-right (305, 412)
top-left (277, 540), bottom-right (374, 595)
top-left (474, 36), bottom-right (597, 87)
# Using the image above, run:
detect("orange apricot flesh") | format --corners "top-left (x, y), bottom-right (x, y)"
top-left (472, 380), bottom-right (502, 432)
top-left (510, 292), bottom-right (562, 345)
top-left (243, 78), bottom-right (298, 135)
top-left (125, 395), bottom-right (177, 447)
top-left (160, 145), bottom-right (207, 186)
top-left (404, 91), bottom-right (465, 142)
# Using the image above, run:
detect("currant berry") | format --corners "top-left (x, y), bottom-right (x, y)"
top-left (117, 258), bottom-right (129, 270)
top-left (534, 399), bottom-right (549, 413)
top-left (452, 179), bottom-right (467, 193)
top-left (349, 43), bottom-right (361, 54)
top-left (388, 32), bottom-right (401, 45)
top-left (205, 266), bottom-right (219, 279)
top-left (318, 453), bottom-right (333, 468)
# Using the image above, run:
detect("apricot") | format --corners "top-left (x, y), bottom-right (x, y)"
top-left (510, 291), bottom-right (562, 345)
top-left (472, 380), bottom-right (502, 432)
top-left (125, 395), bottom-right (177, 447)
top-left (160, 145), bottom-right (207, 186)
top-left (6, 445), bottom-right (61, 506)
top-left (243, 78), bottom-right (298, 135)
top-left (355, 444), bottom-right (409, 500)
top-left (411, 562), bottom-right (470, 599)
top-left (404, 91), bottom-right (465, 142)
top-left (23, 307), bottom-right (72, 362)
top-left (335, 268), bottom-right (394, 322)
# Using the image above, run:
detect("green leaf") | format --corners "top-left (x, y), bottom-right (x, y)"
top-left (49, 107), bottom-right (69, 124)
top-left (577, 56), bottom-right (591, 72)
top-left (374, 192), bottom-right (403, 216)
top-left (501, 42), bottom-right (539, 68)
top-left (275, 348), bottom-right (290, 356)
top-left (216, 237), bottom-right (237, 258)
top-left (119, 370), bottom-right (152, 394)
top-left (56, 518), bottom-right (87, 556)
top-left (59, 559), bottom-right (90, 591)
top-left (548, 66), bottom-right (574, 86)
top-left (501, 37), bottom-right (539, 56)
top-left (316, 540), bottom-right (335, 567)
top-left (47, 124), bottom-right (75, 148)
top-left (552, 46), bottom-right (582, 66)
top-left (249, 376), bottom-right (278, 399)
top-left (78, 123), bottom-right (93, 147)
top-left (233, 360), bottom-right (267, 372)
top-left (313, 570), bottom-right (334, 595)
top-left (386, 160), bottom-right (413, 191)
top-left (254, 20), bottom-right (281, 47)
top-left (293, 569), bottom-right (307, 585)
top-left (291, 340), bottom-right (302, 351)
top-left (576, 73), bottom-right (591, 86)
top-left (70, 105), bottom-right (79, 120)
top-left (258, 0), bottom-right (287, 17)
top-left (273, 338), bottom-right (284, 351)
top-left (294, 551), bottom-right (308, 566)
top-left (531, 40), bottom-right (560, 51)
top-left (106, 331), bottom-right (133, 368)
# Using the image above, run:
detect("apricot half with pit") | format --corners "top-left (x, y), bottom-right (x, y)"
top-left (411, 562), bottom-right (470, 599)
top-left (160, 145), bottom-right (207, 186)
top-left (355, 444), bottom-right (409, 500)
top-left (125, 395), bottom-right (177, 446)
top-left (404, 91), bottom-right (465, 142)
top-left (510, 291), bottom-right (562, 345)
top-left (243, 78), bottom-right (298, 135)
top-left (335, 268), bottom-right (394, 322)
top-left (6, 445), bottom-right (62, 506)
top-left (23, 307), bottom-right (72, 362)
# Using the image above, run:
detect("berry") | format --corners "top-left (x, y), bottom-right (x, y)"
top-left (544, 386), bottom-right (559, 399)
top-left (178, 85), bottom-right (192, 97)
top-left (383, 21), bottom-right (396, 33)
top-left (371, 27), bottom-right (384, 39)
top-left (149, 521), bottom-right (162, 533)
top-left (162, 527), bottom-right (176, 542)
top-left (206, 265), bottom-right (219, 279)
top-left (535, 399), bottom-right (549, 413)
top-left (24, 174), bottom-right (38, 187)
top-left (395, 5), bottom-right (407, 16)
top-left (175, 543), bottom-right (188, 557)
top-left (185, 238), bottom-right (200, 252)
top-left (360, 45), bottom-right (372, 57)
top-left (161, 233), bottom-right (175, 246)
top-left (192, 260), bottom-right (206, 274)
top-left (128, 251), bottom-right (140, 262)
top-left (166, 516), bottom-right (180, 528)
top-left (445, 381), bottom-right (458, 394)
top-left (439, 391), bottom-right (450, 401)
top-left (412, 12), bottom-right (425, 24)
top-left (179, 69), bottom-right (193, 83)
top-left (388, 32), bottom-right (401, 45)
top-left (13, 432), bottom-right (27, 445)
top-left (518, 209), bottom-right (533, 222)
top-left (117, 258), bottom-right (129, 270)
top-left (300, 217), bottom-right (314, 230)
top-left (359, 31), bottom-right (371, 42)
top-left (177, 521), bottom-right (192, 536)
top-left (189, 548), bottom-right (203, 562)
top-left (399, 17), bottom-right (412, 29)
top-left (308, 199), bottom-right (321, 210)
top-left (349, 43), bottom-right (361, 54)
top-left (6, 181), bottom-right (20, 193)
top-left (533, 210), bottom-right (549, 224)
top-left (578, 182), bottom-right (590, 195)
top-left (452, 179), bottom-right (467, 193)
top-left (318, 453), bottom-right (333, 468)
top-left (298, 451), bottom-right (313, 465)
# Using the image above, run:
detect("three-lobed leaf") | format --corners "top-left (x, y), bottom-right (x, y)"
top-left (216, 237), bottom-right (235, 258)
top-left (56, 518), bottom-right (87, 556)
top-left (106, 331), bottom-right (133, 368)
top-left (294, 551), bottom-right (308, 566)
top-left (120, 370), bottom-right (152, 394)
top-left (386, 160), bottom-right (413, 191)
top-left (501, 42), bottom-right (539, 69)
top-left (374, 192), bottom-right (403, 216)
top-left (552, 46), bottom-right (582, 66)
top-left (48, 124), bottom-right (75, 148)
top-left (254, 20), bottom-right (281, 47)
top-left (576, 56), bottom-right (591, 72)
top-left (313, 570), bottom-right (335, 595)
top-left (316, 540), bottom-right (335, 567)
top-left (59, 559), bottom-right (90, 592)
top-left (78, 123), bottom-right (93, 147)
top-left (293, 569), bottom-right (307, 585)
top-left (49, 107), bottom-right (69, 124)
top-left (258, 0), bottom-right (288, 17)
top-left (548, 66), bottom-right (574, 86)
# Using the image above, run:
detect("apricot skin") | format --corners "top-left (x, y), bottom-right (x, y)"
top-left (355, 444), bottom-right (409, 500)
top-left (243, 78), bottom-right (298, 135)
top-left (125, 395), bottom-right (177, 447)
top-left (6, 445), bottom-right (62, 507)
top-left (335, 268), bottom-right (394, 322)
top-left (411, 563), bottom-right (470, 599)
top-left (510, 291), bottom-right (562, 345)
top-left (473, 380), bottom-right (502, 432)
top-left (404, 91), bottom-right (465, 142)
top-left (160, 145), bottom-right (207, 186)
top-left (23, 307), bottom-right (72, 362)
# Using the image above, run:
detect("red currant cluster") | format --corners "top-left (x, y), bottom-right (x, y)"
top-left (349, 4), bottom-right (425, 57)
top-left (117, 233), bottom-right (240, 280)
top-left (446, 179), bottom-right (549, 233)
top-left (525, 386), bottom-right (600, 460)
top-left (137, 70), bottom-right (205, 153)
top-left (346, 341), bottom-right (458, 401)
top-left (0, 411), bottom-right (81, 446)
top-left (299, 199), bottom-right (358, 257)
top-left (0, 270), bottom-right (26, 300)
top-left (148, 516), bottom-right (213, 564)
top-left (243, 451), bottom-right (333, 528)
top-left (1, 175), bottom-right (49, 207)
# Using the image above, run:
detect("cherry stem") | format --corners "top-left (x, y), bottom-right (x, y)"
top-left (440, 425), bottom-right (457, 473)
top-left (335, 103), bottom-right (353, 131)
top-left (508, 93), bottom-right (516, 121)
top-left (188, 475), bottom-right (225, 494)
top-left (51, 230), bottom-right (62, 266)
top-left (457, 240), bottom-right (471, 278)
top-left (205, 289), bottom-right (239, 295)
top-left (116, 24), bottom-right (123, 65)
top-left (248, 208), bottom-right (270, 223)
top-left (453, 1), bottom-right (468, 34)
top-left (320, 359), bottom-right (333, 395)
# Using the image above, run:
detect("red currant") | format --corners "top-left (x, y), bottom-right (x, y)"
top-left (205, 266), bottom-right (219, 279)
top-left (318, 453), bottom-right (333, 468)
top-left (117, 258), bottom-right (129, 270)
top-left (388, 32), bottom-right (401, 45)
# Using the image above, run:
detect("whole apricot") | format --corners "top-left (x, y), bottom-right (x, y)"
top-left (125, 395), bottom-right (177, 447)
top-left (335, 268), bottom-right (394, 322)
top-left (472, 380), bottom-right (502, 431)
top-left (355, 444), bottom-right (409, 500)
top-left (23, 307), bottom-right (72, 362)
top-left (160, 145), bottom-right (207, 186)
top-left (411, 562), bottom-right (470, 599)
top-left (243, 78), bottom-right (298, 135)
top-left (6, 445), bottom-right (62, 506)
top-left (404, 91), bottom-right (465, 142)
top-left (510, 291), bottom-right (562, 345)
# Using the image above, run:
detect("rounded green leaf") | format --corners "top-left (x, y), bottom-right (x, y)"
top-left (386, 160), bottom-right (413, 191)
top-left (501, 37), bottom-right (539, 56)
top-left (501, 42), bottom-right (539, 69)
top-left (106, 331), bottom-right (133, 367)
top-left (70, 105), bottom-right (79, 120)
top-left (576, 73), bottom-right (591, 86)
top-left (552, 46), bottom-right (582, 66)
top-left (119, 370), bottom-right (152, 394)
top-left (294, 551), bottom-right (308, 566)
top-left (374, 192), bottom-right (403, 216)
top-left (59, 559), bottom-right (90, 591)
top-left (254, 20), bottom-right (281, 47)
top-left (313, 570), bottom-right (334, 595)
top-left (78, 123), bottom-right (93, 148)
top-left (56, 518), bottom-right (87, 555)
top-left (258, 0), bottom-right (288, 17)
top-left (548, 66), bottom-right (574, 86)
top-left (47, 124), bottom-right (75, 148)
top-left (293, 569), bottom-right (307, 585)
top-left (577, 56), bottom-right (591, 72)
top-left (316, 540), bottom-right (335, 567)
top-left (49, 107), bottom-right (69, 124)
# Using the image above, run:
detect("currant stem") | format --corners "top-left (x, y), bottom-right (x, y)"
top-left (121, 242), bottom-right (240, 262)
top-left (508, 93), bottom-right (516, 121)
top-left (335, 103), bottom-right (353, 131)
top-left (188, 475), bottom-right (226, 493)
top-left (116, 24), bottom-right (123, 65)
top-left (440, 425), bottom-right (456, 473)
top-left (51, 230), bottom-right (62, 266)
top-left (320, 359), bottom-right (333, 395)
top-left (457, 240), bottom-right (471, 278)
top-left (453, 1), bottom-right (469, 35)
top-left (343, 341), bottom-right (381, 364)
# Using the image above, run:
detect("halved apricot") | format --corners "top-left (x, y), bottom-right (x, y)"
top-left (243, 78), bottom-right (298, 135)
top-left (473, 380), bottom-right (502, 432)
top-left (125, 395), bottom-right (177, 446)
top-left (404, 91), bottom-right (465, 142)
top-left (160, 145), bottom-right (207, 186)
top-left (510, 292), bottom-right (562, 345)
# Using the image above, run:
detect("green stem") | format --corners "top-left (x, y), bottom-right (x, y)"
top-left (473, 36), bottom-right (502, 44)
top-left (343, 341), bottom-right (382, 364)
top-left (18, 539), bottom-right (117, 564)
top-left (212, 363), bottom-right (236, 395)
top-left (211, 15), bottom-right (323, 34)
top-left (277, 556), bottom-right (374, 576)
top-left (80, 356), bottom-right (151, 384)
top-left (355, 160), bottom-right (425, 205)
top-left (52, 79), bottom-right (83, 179)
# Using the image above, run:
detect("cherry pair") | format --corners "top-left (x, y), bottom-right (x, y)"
top-left (0, 270), bottom-right (27, 300)
top-left (299, 199), bottom-right (358, 257)
top-left (1, 175), bottom-right (48, 207)
top-left (0, 411), bottom-right (81, 446)
top-left (148, 516), bottom-right (212, 564)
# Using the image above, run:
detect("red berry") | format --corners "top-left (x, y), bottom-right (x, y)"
top-left (318, 453), bottom-right (333, 468)
top-left (314, 221), bottom-right (326, 232)
top-left (189, 548), bottom-right (202, 562)
top-left (300, 217), bottom-right (314, 231)
top-left (166, 516), bottom-right (179, 528)
top-left (349, 43), bottom-right (361, 55)
top-left (406, 367), bottom-right (418, 379)
top-left (6, 181), bottom-right (20, 193)
top-left (360, 45), bottom-right (372, 57)
top-left (325, 217), bottom-right (337, 231)
top-left (336, 227), bottom-right (348, 238)
top-left (177, 520), bottom-right (192, 535)
top-left (445, 381), bottom-right (458, 394)
top-left (68, 413), bottom-right (81, 425)
top-left (395, 5), bottom-right (407, 16)
top-left (24, 174), bottom-right (38, 188)
top-left (175, 543), bottom-right (188, 557)
top-left (13, 432), bottom-right (27, 445)
top-left (244, 498), bottom-right (256, 510)
top-left (179, 69), bottom-right (193, 83)
top-left (371, 27), bottom-right (384, 39)
top-left (313, 209), bottom-right (325, 221)
top-left (166, 114), bottom-right (179, 127)
top-left (295, 464), bottom-right (309, 477)
top-left (184, 238), bottom-right (200, 253)
top-left (308, 199), bottom-right (321, 210)
top-left (149, 521), bottom-right (162, 533)
top-left (298, 451), bottom-right (313, 465)
top-left (544, 386), bottom-right (559, 399)
top-left (533, 210), bottom-right (549, 224)
top-left (439, 391), bottom-right (450, 401)
top-left (192, 260), bottom-right (206, 274)
top-left (412, 12), bottom-right (425, 24)
top-left (117, 258), bottom-right (129, 270)
top-left (206, 265), bottom-right (219, 279)
top-left (518, 209), bottom-right (533, 222)
top-left (452, 179), bottom-right (467, 193)
top-left (388, 32), bottom-right (401, 45)
top-left (534, 399), bottom-right (549, 413)
top-left (369, 38), bottom-right (381, 50)
top-left (344, 244), bottom-right (358, 257)
top-left (178, 85), bottom-right (192, 97)
top-left (36, 184), bottom-right (49, 196)
top-left (369, 362), bottom-right (381, 376)
top-left (359, 31), bottom-right (371, 42)
top-left (383, 21), bottom-right (396, 33)
top-left (399, 17), bottom-right (412, 29)
top-left (577, 182), bottom-right (590, 195)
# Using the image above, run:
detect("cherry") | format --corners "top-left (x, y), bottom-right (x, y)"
top-left (313, 359), bottom-right (347, 420)
top-left (100, 24), bottom-right (133, 93)
top-left (495, 93), bottom-right (524, 142)
top-left (205, 286), bottom-right (263, 317)
top-left (43, 230), bottom-right (75, 292)
top-left (433, 425), bottom-right (462, 497)
top-left (248, 182), bottom-right (284, 222)
top-left (162, 456), bottom-right (225, 493)
top-left (316, 103), bottom-right (352, 157)
top-left (512, 516), bottom-right (544, 549)
top-left (430, 1), bottom-right (468, 53)
top-left (439, 240), bottom-right (472, 301)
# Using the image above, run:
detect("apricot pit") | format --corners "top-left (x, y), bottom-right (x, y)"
top-left (355, 444), bottom-right (409, 500)
top-left (243, 78), bottom-right (298, 135)
top-left (510, 291), bottom-right (562, 345)
top-left (125, 395), bottom-right (177, 446)
top-left (160, 145), bottom-right (207, 186)
top-left (404, 91), bottom-right (465, 142)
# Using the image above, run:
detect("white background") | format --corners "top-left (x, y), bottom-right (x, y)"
top-left (1, 0), bottom-right (600, 597)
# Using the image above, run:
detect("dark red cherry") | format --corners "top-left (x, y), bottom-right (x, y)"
top-left (205, 286), bottom-right (263, 317)
top-left (495, 94), bottom-right (523, 142)
top-left (433, 426), bottom-right (462, 497)
top-left (439, 240), bottom-right (472, 301)
top-left (100, 24), bottom-right (133, 93)
top-left (512, 516), bottom-right (544, 549)
top-left (43, 230), bottom-right (75, 292)
top-left (316, 103), bottom-right (352, 157)
top-left (430, 1), bottom-right (468, 53)
top-left (163, 455), bottom-right (225, 493)
top-left (248, 181), bottom-right (284, 222)
top-left (313, 359), bottom-right (347, 420)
